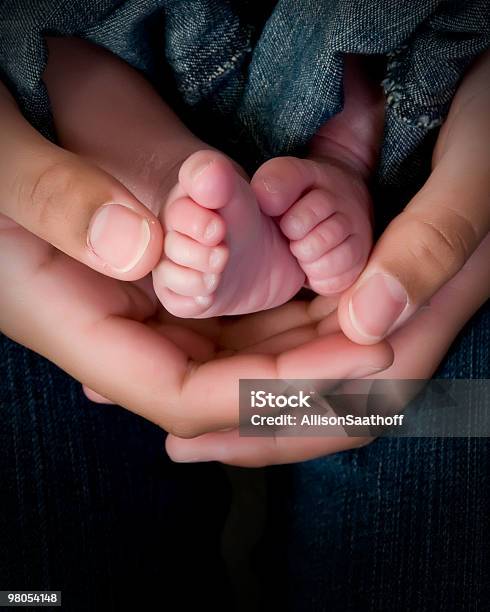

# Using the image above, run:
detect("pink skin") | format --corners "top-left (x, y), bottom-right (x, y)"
top-left (43, 37), bottom-right (382, 318)
top-left (252, 55), bottom-right (385, 295)
top-left (251, 155), bottom-right (373, 294)
top-left (43, 36), bottom-right (306, 319)
top-left (154, 150), bottom-right (305, 317)
top-left (35, 37), bottom-right (490, 442)
top-left (158, 55), bottom-right (383, 314)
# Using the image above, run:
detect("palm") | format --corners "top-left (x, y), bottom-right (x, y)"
top-left (0, 217), bottom-right (390, 437)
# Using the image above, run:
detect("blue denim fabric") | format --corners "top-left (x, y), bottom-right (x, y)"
top-left (1, 0), bottom-right (489, 205)
top-left (0, 335), bottom-right (232, 611)
top-left (0, 1), bottom-right (489, 610)
top-left (1, 304), bottom-right (488, 611)
top-left (261, 303), bottom-right (490, 612)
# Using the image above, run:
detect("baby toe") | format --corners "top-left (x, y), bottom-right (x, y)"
top-left (290, 213), bottom-right (350, 263)
top-left (165, 231), bottom-right (228, 273)
top-left (155, 259), bottom-right (220, 297)
top-left (280, 189), bottom-right (337, 240)
top-left (252, 156), bottom-right (318, 217)
top-left (178, 150), bottom-right (235, 209)
top-left (165, 197), bottom-right (226, 246)
top-left (308, 267), bottom-right (365, 295)
top-left (155, 286), bottom-right (215, 318)
top-left (303, 234), bottom-right (364, 292)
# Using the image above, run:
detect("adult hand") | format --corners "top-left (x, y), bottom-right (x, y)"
top-left (166, 232), bottom-right (490, 465)
top-left (338, 49), bottom-right (490, 344)
top-left (0, 211), bottom-right (393, 438)
top-left (0, 81), bottom-right (163, 280)
top-left (0, 67), bottom-right (394, 438)
top-left (166, 50), bottom-right (490, 465)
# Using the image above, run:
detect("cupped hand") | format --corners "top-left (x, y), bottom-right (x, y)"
top-left (337, 49), bottom-right (490, 344)
top-left (0, 74), bottom-right (394, 438)
top-left (165, 50), bottom-right (490, 465)
top-left (166, 232), bottom-right (490, 465)
top-left (0, 214), bottom-right (393, 437)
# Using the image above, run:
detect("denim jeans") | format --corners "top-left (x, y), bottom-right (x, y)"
top-left (260, 303), bottom-right (490, 612)
top-left (0, 1), bottom-right (489, 610)
top-left (0, 334), bottom-right (233, 611)
top-left (1, 305), bottom-right (488, 611)
top-left (1, 0), bottom-right (489, 205)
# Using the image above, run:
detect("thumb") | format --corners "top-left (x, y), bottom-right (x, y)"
top-left (338, 204), bottom-right (487, 345)
top-left (339, 50), bottom-right (490, 344)
top-left (0, 82), bottom-right (163, 280)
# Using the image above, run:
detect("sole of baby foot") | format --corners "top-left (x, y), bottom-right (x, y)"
top-left (153, 150), bottom-right (305, 317)
top-left (251, 155), bottom-right (373, 295)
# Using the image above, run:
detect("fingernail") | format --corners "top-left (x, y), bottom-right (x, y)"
top-left (349, 273), bottom-right (408, 339)
top-left (262, 176), bottom-right (281, 194)
top-left (192, 160), bottom-right (213, 181)
top-left (285, 214), bottom-right (304, 235)
top-left (204, 219), bottom-right (220, 241)
top-left (195, 295), bottom-right (213, 307)
top-left (209, 248), bottom-right (225, 271)
top-left (88, 204), bottom-right (150, 272)
top-left (203, 273), bottom-right (218, 291)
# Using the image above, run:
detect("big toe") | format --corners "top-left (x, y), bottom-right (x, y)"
top-left (178, 150), bottom-right (236, 209)
top-left (251, 156), bottom-right (317, 216)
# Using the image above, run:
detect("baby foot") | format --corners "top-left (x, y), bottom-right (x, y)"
top-left (251, 55), bottom-right (384, 295)
top-left (153, 150), bottom-right (305, 317)
top-left (251, 154), bottom-right (373, 295)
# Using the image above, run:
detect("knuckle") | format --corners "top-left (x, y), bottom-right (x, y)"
top-left (307, 190), bottom-right (329, 222)
top-left (404, 211), bottom-right (473, 277)
top-left (166, 419), bottom-right (201, 439)
top-left (21, 157), bottom-right (78, 230)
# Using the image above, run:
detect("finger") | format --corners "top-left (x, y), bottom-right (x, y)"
top-left (370, 232), bottom-right (490, 380)
top-left (219, 295), bottom-right (339, 350)
top-left (338, 51), bottom-right (490, 344)
top-left (0, 82), bottom-right (163, 280)
top-left (238, 325), bottom-right (318, 355)
top-left (219, 302), bottom-right (313, 350)
top-left (83, 320), bottom-right (216, 402)
top-left (168, 235), bottom-right (490, 467)
top-left (0, 222), bottom-right (391, 438)
top-left (83, 386), bottom-right (114, 404)
top-left (237, 308), bottom-right (341, 355)
top-left (166, 429), bottom-right (370, 467)
top-left (177, 334), bottom-right (393, 435)
top-left (154, 309), bottom-right (222, 342)
top-left (148, 321), bottom-right (216, 362)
